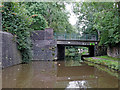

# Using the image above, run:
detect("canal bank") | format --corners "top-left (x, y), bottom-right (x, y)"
top-left (84, 56), bottom-right (120, 74)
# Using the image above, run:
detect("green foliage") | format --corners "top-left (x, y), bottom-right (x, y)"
top-left (25, 2), bottom-right (48, 30)
top-left (25, 2), bottom-right (74, 33)
top-left (65, 46), bottom-right (88, 56)
top-left (73, 2), bottom-right (120, 46)
top-left (2, 2), bottom-right (33, 63)
top-left (96, 56), bottom-right (120, 61)
top-left (1, 2), bottom-right (75, 63)
top-left (99, 30), bottom-right (109, 45)
top-left (31, 14), bottom-right (47, 30)
top-left (84, 57), bottom-right (119, 71)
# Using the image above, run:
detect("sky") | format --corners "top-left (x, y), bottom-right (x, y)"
top-left (65, 3), bottom-right (78, 26)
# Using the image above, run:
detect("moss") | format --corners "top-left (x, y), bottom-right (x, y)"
top-left (52, 48), bottom-right (55, 51)
top-left (49, 47), bottom-right (56, 51)
top-left (52, 53), bottom-right (55, 56)
top-left (49, 47), bottom-right (52, 50)
top-left (41, 48), bottom-right (45, 51)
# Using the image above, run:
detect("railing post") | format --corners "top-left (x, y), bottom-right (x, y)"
top-left (96, 34), bottom-right (98, 41)
top-left (65, 33), bottom-right (66, 40)
top-left (54, 33), bottom-right (56, 39)
top-left (86, 34), bottom-right (87, 40)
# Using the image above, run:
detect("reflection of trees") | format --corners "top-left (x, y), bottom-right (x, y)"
top-left (65, 60), bottom-right (82, 67)
top-left (16, 63), bottom-right (33, 88)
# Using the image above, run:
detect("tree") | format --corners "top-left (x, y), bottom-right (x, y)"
top-left (73, 2), bottom-right (120, 46)
top-left (25, 2), bottom-right (74, 33)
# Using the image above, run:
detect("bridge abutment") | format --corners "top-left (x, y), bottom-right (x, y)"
top-left (57, 45), bottom-right (65, 60)
top-left (31, 28), bottom-right (57, 60)
top-left (88, 46), bottom-right (95, 57)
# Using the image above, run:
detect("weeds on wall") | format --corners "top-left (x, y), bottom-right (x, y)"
top-left (1, 2), bottom-right (47, 63)
top-left (1, 2), bottom-right (33, 63)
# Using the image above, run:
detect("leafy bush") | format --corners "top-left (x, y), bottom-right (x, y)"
top-left (2, 2), bottom-right (33, 63)
top-left (31, 14), bottom-right (48, 30)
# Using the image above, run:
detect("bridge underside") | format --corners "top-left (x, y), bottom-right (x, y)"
top-left (57, 40), bottom-right (99, 60)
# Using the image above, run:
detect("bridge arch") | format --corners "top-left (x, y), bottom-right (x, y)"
top-left (57, 44), bottom-right (96, 60)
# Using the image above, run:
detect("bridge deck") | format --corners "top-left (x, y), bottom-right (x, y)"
top-left (57, 39), bottom-right (99, 46)
top-left (57, 39), bottom-right (99, 42)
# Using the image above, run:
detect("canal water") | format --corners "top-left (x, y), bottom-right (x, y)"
top-left (2, 58), bottom-right (119, 88)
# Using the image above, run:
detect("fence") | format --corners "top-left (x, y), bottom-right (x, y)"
top-left (54, 33), bottom-right (98, 41)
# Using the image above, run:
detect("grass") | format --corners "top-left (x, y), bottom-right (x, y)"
top-left (84, 56), bottom-right (120, 72)
top-left (95, 56), bottom-right (120, 61)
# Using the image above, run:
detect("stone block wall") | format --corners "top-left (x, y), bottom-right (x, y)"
top-left (31, 28), bottom-right (54, 40)
top-left (32, 40), bottom-right (57, 60)
top-left (94, 45), bottom-right (107, 56)
top-left (1, 31), bottom-right (22, 68)
top-left (31, 28), bottom-right (57, 60)
top-left (31, 30), bottom-right (45, 40)
top-left (107, 43), bottom-right (120, 58)
top-left (1, 28), bottom-right (56, 68)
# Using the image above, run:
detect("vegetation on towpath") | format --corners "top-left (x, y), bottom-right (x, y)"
top-left (84, 56), bottom-right (120, 72)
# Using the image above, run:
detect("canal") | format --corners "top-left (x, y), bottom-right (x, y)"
top-left (2, 57), bottom-right (119, 88)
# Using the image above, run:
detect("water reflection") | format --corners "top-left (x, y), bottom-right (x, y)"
top-left (2, 59), bottom-right (119, 88)
top-left (65, 59), bottom-right (82, 67)
top-left (16, 64), bottom-right (33, 88)
top-left (66, 80), bottom-right (90, 88)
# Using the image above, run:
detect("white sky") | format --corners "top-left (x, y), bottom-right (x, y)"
top-left (65, 3), bottom-right (78, 25)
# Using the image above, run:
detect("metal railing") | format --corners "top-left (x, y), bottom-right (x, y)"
top-left (54, 33), bottom-right (98, 41)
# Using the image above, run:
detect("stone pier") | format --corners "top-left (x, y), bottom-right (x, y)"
top-left (31, 28), bottom-right (57, 60)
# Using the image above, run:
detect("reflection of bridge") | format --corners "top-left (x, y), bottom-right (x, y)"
top-left (54, 33), bottom-right (99, 60)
